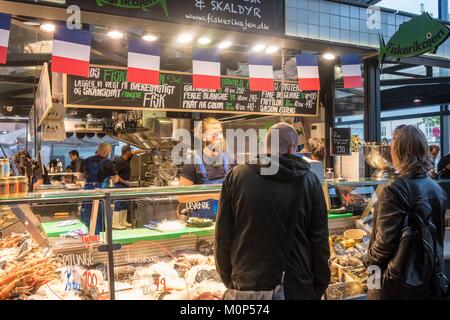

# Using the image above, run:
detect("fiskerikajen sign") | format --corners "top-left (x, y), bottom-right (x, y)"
top-left (379, 12), bottom-right (450, 66)
top-left (95, 0), bottom-right (169, 17)
top-left (67, 0), bottom-right (284, 34)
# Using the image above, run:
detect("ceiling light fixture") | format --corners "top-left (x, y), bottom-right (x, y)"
top-left (218, 41), bottom-right (232, 49)
top-left (198, 36), bottom-right (212, 45)
top-left (265, 46), bottom-right (279, 54)
top-left (39, 23), bottom-right (56, 33)
top-left (414, 98), bottom-right (421, 103)
top-left (142, 34), bottom-right (158, 42)
top-left (323, 52), bottom-right (336, 60)
top-left (177, 33), bottom-right (193, 43)
top-left (107, 30), bottom-right (124, 39)
top-left (23, 21), bottom-right (40, 26)
top-left (252, 44), bottom-right (266, 52)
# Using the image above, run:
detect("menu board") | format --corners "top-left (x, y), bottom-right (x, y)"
top-left (67, 0), bottom-right (284, 34)
top-left (64, 66), bottom-right (319, 117)
top-left (331, 128), bottom-right (351, 156)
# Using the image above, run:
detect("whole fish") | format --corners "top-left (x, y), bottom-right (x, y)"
top-left (379, 12), bottom-right (450, 67)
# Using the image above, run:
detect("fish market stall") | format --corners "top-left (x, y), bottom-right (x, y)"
top-left (0, 183), bottom-right (380, 300)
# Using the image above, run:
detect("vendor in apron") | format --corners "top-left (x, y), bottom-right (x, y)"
top-left (112, 145), bottom-right (143, 229)
top-left (79, 143), bottom-right (118, 235)
top-left (179, 117), bottom-right (230, 220)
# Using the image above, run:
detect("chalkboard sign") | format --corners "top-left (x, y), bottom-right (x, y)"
top-left (64, 65), bottom-right (319, 117)
top-left (67, 0), bottom-right (284, 35)
top-left (331, 128), bottom-right (351, 156)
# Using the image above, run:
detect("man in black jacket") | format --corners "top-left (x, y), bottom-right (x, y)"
top-left (215, 123), bottom-right (330, 300)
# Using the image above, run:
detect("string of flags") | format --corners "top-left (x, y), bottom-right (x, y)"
top-left (51, 28), bottom-right (91, 77)
top-left (296, 53), bottom-right (321, 91)
top-left (0, 13), bottom-right (11, 65)
top-left (127, 39), bottom-right (161, 85)
top-left (0, 14), bottom-right (364, 90)
top-left (192, 47), bottom-right (221, 90)
top-left (248, 54), bottom-right (275, 91)
top-left (341, 54), bottom-right (364, 88)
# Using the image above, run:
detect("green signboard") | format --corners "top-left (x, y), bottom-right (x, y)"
top-left (379, 12), bottom-right (450, 66)
top-left (64, 65), bottom-right (319, 117)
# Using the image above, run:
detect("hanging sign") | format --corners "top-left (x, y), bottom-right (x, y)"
top-left (35, 63), bottom-right (53, 127)
top-left (67, 0), bottom-right (284, 34)
top-left (64, 65), bottom-right (319, 117)
top-left (379, 12), bottom-right (450, 66)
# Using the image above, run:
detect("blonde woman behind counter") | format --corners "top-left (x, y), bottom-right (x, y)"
top-left (302, 137), bottom-right (326, 182)
top-left (178, 118), bottom-right (232, 219)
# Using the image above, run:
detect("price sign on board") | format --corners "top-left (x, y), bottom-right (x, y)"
top-left (331, 128), bottom-right (351, 156)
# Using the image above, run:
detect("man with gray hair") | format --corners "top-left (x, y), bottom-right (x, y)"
top-left (215, 123), bottom-right (330, 300)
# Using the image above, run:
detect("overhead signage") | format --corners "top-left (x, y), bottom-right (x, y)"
top-left (67, 0), bottom-right (284, 34)
top-left (64, 65), bottom-right (319, 117)
top-left (379, 12), bottom-right (450, 66)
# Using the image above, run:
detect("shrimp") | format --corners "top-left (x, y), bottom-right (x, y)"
top-left (0, 271), bottom-right (27, 288)
top-left (0, 278), bottom-right (21, 300)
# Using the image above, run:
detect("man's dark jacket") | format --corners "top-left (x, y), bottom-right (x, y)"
top-left (214, 154), bottom-right (330, 300)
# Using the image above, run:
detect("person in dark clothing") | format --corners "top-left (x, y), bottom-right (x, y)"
top-left (13, 150), bottom-right (48, 191)
top-left (437, 153), bottom-right (450, 179)
top-left (69, 150), bottom-right (85, 173)
top-left (112, 144), bottom-right (143, 229)
top-left (215, 123), bottom-right (330, 300)
top-left (113, 145), bottom-right (134, 188)
top-left (79, 143), bottom-right (118, 235)
top-left (366, 125), bottom-right (447, 300)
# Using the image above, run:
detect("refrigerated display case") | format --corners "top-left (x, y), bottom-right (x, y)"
top-left (8, 179), bottom-right (447, 300)
top-left (0, 190), bottom-right (112, 300)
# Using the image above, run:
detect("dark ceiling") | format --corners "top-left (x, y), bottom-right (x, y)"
top-left (2, 9), bottom-right (450, 121)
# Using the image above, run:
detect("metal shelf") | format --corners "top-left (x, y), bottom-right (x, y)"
top-left (0, 190), bottom-right (104, 205)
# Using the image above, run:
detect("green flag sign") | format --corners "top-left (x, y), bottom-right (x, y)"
top-left (379, 12), bottom-right (450, 66)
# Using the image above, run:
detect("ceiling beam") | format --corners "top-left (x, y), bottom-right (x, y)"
top-left (0, 75), bottom-right (37, 83)
top-left (382, 63), bottom-right (417, 73)
top-left (0, 97), bottom-right (33, 105)
top-left (0, 88), bottom-right (35, 100)
top-left (389, 71), bottom-right (427, 78)
top-left (381, 76), bottom-right (450, 86)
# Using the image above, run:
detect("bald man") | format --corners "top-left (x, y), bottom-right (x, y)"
top-left (215, 123), bottom-right (330, 300)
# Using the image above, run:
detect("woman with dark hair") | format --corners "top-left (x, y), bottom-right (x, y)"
top-left (366, 125), bottom-right (447, 300)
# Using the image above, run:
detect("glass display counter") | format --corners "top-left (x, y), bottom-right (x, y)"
top-left (0, 190), bottom-right (111, 300)
top-left (4, 179), bottom-right (422, 300)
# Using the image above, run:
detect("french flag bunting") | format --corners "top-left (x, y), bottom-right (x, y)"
top-left (192, 48), bottom-right (221, 90)
top-left (341, 54), bottom-right (363, 88)
top-left (128, 39), bottom-right (160, 85)
top-left (52, 28), bottom-right (91, 77)
top-left (248, 54), bottom-right (274, 91)
top-left (0, 13), bottom-right (11, 65)
top-left (296, 53), bottom-right (320, 91)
